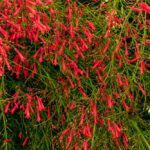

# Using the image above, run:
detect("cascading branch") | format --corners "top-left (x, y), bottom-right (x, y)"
top-left (0, 0), bottom-right (150, 149)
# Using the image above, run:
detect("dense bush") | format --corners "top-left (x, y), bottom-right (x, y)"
top-left (0, 0), bottom-right (150, 149)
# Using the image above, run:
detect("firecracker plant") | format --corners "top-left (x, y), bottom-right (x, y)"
top-left (0, 0), bottom-right (150, 150)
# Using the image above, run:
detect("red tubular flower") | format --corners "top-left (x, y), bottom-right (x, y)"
top-left (113, 92), bottom-right (120, 98)
top-left (122, 75), bottom-right (129, 89)
top-left (147, 26), bottom-right (150, 31)
top-left (29, 101), bottom-right (34, 113)
top-left (16, 43), bottom-right (26, 50)
top-left (23, 61), bottom-right (29, 79)
top-left (15, 63), bottom-right (22, 79)
top-left (0, 27), bottom-right (8, 39)
top-left (45, 0), bottom-right (53, 4)
top-left (86, 20), bottom-right (96, 31)
top-left (51, 39), bottom-right (60, 51)
top-left (78, 36), bottom-right (88, 51)
top-left (130, 7), bottom-right (142, 12)
top-left (139, 59), bottom-right (146, 75)
top-left (27, 31), bottom-right (33, 42)
top-left (36, 96), bottom-right (45, 111)
top-left (24, 103), bottom-right (30, 119)
top-left (0, 57), bottom-right (4, 76)
top-left (3, 139), bottom-right (12, 143)
top-left (10, 101), bottom-right (20, 114)
top-left (18, 132), bottom-right (22, 139)
top-left (82, 26), bottom-right (93, 44)
top-left (121, 100), bottom-right (130, 112)
top-left (31, 63), bottom-right (37, 78)
top-left (85, 67), bottom-right (89, 78)
top-left (113, 17), bottom-right (121, 25)
top-left (62, 58), bottom-right (67, 71)
top-left (26, 0), bottom-right (36, 6)
top-left (146, 63), bottom-right (150, 69)
top-left (36, 106), bottom-right (41, 122)
top-left (102, 39), bottom-right (111, 54)
top-left (77, 77), bottom-right (81, 87)
top-left (90, 99), bottom-right (98, 124)
top-left (34, 15), bottom-right (49, 34)
top-left (58, 40), bottom-right (66, 55)
top-left (27, 94), bottom-right (32, 102)
top-left (104, 28), bottom-right (111, 39)
top-left (0, 45), bottom-right (7, 58)
top-left (145, 40), bottom-right (150, 45)
top-left (107, 95), bottom-right (114, 108)
top-left (42, 46), bottom-right (48, 56)
top-left (14, 48), bottom-right (25, 62)
top-left (128, 92), bottom-right (134, 101)
top-left (114, 52), bottom-right (122, 67)
top-left (114, 39), bottom-right (122, 53)
top-left (126, 57), bottom-right (138, 64)
top-left (38, 48), bottom-right (43, 63)
top-left (117, 73), bottom-right (123, 86)
top-left (124, 39), bottom-right (128, 56)
top-left (79, 114), bottom-right (85, 126)
top-left (99, 118), bottom-right (105, 128)
top-left (106, 10), bottom-right (115, 28)
top-left (82, 124), bottom-right (92, 138)
top-left (67, 6), bottom-right (73, 21)
top-left (22, 137), bottom-right (28, 147)
top-left (67, 76), bottom-right (75, 89)
top-left (115, 139), bottom-right (122, 150)
top-left (34, 48), bottom-right (41, 60)
top-left (139, 2), bottom-right (150, 14)
top-left (47, 107), bottom-right (51, 119)
top-left (12, 91), bottom-right (19, 103)
top-left (73, 41), bottom-right (85, 60)
top-left (135, 45), bottom-right (140, 58)
top-left (75, 130), bottom-right (81, 138)
top-left (4, 101), bottom-right (11, 114)
top-left (0, 13), bottom-right (9, 21)
top-left (83, 140), bottom-right (88, 150)
top-left (92, 60), bottom-right (100, 70)
top-left (78, 87), bottom-right (87, 97)
top-left (138, 83), bottom-right (146, 96)
top-left (59, 128), bottom-right (70, 143)
top-left (67, 102), bottom-right (76, 110)
top-left (22, 96), bottom-right (30, 114)
top-left (112, 122), bottom-right (121, 139)
top-left (4, 57), bottom-right (12, 71)
top-left (107, 119), bottom-right (112, 131)
top-left (53, 53), bottom-right (58, 66)
top-left (74, 52), bottom-right (85, 60)
top-left (69, 22), bottom-right (75, 38)
top-left (123, 132), bottom-right (129, 150)
top-left (73, 41), bottom-right (79, 52)
top-left (65, 130), bottom-right (73, 150)
top-left (68, 61), bottom-right (83, 76)
top-left (36, 0), bottom-right (43, 5)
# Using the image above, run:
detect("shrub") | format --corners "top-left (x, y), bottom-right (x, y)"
top-left (0, 0), bottom-right (150, 149)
